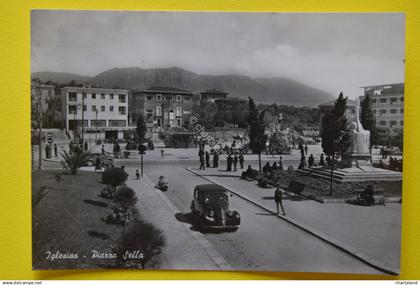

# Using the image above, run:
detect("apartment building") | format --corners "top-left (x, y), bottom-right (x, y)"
top-left (129, 86), bottom-right (194, 132)
top-left (61, 86), bottom-right (130, 140)
top-left (360, 83), bottom-right (404, 132)
top-left (31, 82), bottom-right (58, 128)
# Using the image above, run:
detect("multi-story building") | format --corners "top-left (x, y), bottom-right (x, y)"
top-left (129, 87), bottom-right (194, 134)
top-left (360, 83), bottom-right (404, 132)
top-left (31, 82), bottom-right (57, 128)
top-left (200, 89), bottom-right (228, 103)
top-left (61, 86), bottom-right (130, 141)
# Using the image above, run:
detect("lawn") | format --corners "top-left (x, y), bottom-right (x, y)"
top-left (32, 170), bottom-right (124, 270)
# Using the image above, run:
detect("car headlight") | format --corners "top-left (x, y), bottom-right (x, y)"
top-left (208, 210), bottom-right (215, 217)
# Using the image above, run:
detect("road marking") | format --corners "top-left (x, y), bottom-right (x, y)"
top-left (141, 174), bottom-right (233, 271)
top-left (186, 167), bottom-right (398, 275)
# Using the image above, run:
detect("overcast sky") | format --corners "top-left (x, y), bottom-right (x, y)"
top-left (31, 11), bottom-right (405, 98)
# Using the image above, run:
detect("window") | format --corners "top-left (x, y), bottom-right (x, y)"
top-left (147, 95), bottom-right (153, 101)
top-left (380, 109), bottom-right (387, 115)
top-left (109, 106), bottom-right (114, 112)
top-left (379, 98), bottom-right (387, 103)
top-left (177, 118), bottom-right (182, 127)
top-left (110, 94), bottom-right (114, 100)
top-left (380, 121), bottom-right (386, 126)
top-left (400, 121), bottom-right (404, 126)
top-left (401, 108), bottom-right (404, 114)
top-left (166, 96), bottom-right (173, 102)
top-left (68, 92), bottom-right (77, 102)
top-left (118, 94), bottom-right (126, 103)
top-left (176, 95), bottom-right (182, 102)
top-left (390, 121), bottom-right (397, 127)
top-left (390, 97), bottom-right (397, 103)
top-left (101, 106), bottom-right (105, 112)
top-left (146, 109), bottom-right (153, 120)
top-left (400, 97), bottom-right (404, 102)
top-left (91, 105), bottom-right (97, 112)
top-left (176, 107), bottom-right (182, 117)
top-left (92, 93), bottom-right (96, 99)
top-left (101, 93), bottom-right (105, 99)
top-left (119, 106), bottom-right (126, 115)
top-left (83, 105), bottom-right (87, 112)
top-left (156, 94), bottom-right (162, 101)
top-left (68, 105), bottom-right (77, 114)
top-left (90, 120), bottom-right (106, 127)
top-left (108, 120), bottom-right (126, 127)
top-left (390, 109), bottom-right (397, 114)
top-left (83, 93), bottom-right (87, 99)
top-left (169, 110), bottom-right (174, 120)
top-left (156, 118), bottom-right (161, 127)
top-left (156, 106), bottom-right (162, 116)
top-left (184, 96), bottom-right (191, 101)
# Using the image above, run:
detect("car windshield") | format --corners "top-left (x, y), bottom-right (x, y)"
top-left (204, 192), bottom-right (227, 203)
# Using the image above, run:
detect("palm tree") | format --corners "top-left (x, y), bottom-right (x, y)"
top-left (60, 150), bottom-right (91, 175)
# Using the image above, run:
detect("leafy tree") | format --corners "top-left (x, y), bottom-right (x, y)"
top-left (102, 167), bottom-right (128, 190)
top-left (321, 92), bottom-right (351, 195)
top-left (248, 97), bottom-right (267, 172)
top-left (360, 94), bottom-right (377, 153)
top-left (60, 150), bottom-right (91, 175)
top-left (136, 114), bottom-right (146, 143)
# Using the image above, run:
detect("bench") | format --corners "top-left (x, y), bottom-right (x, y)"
top-left (241, 168), bottom-right (263, 181)
top-left (286, 181), bottom-right (305, 196)
top-left (353, 189), bottom-right (385, 206)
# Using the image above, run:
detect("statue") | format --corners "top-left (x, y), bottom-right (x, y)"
top-left (342, 98), bottom-right (371, 167)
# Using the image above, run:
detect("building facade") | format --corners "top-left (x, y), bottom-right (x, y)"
top-left (360, 83), bottom-right (404, 132)
top-left (129, 87), bottom-right (194, 134)
top-left (61, 86), bottom-right (130, 141)
top-left (200, 89), bottom-right (228, 103)
top-left (31, 82), bottom-right (58, 128)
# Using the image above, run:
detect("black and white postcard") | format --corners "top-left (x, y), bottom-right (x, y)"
top-left (31, 11), bottom-right (405, 274)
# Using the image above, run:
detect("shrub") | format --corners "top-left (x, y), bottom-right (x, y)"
top-left (113, 186), bottom-right (137, 207)
top-left (116, 221), bottom-right (166, 269)
top-left (60, 150), bottom-right (91, 175)
top-left (102, 167), bottom-right (128, 187)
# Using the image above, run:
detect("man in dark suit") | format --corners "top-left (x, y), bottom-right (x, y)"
top-left (274, 186), bottom-right (285, 215)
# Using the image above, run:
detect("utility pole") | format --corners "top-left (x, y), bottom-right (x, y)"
top-left (95, 109), bottom-right (98, 145)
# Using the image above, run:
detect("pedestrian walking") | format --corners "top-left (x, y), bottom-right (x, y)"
top-left (101, 145), bottom-right (105, 155)
top-left (161, 149), bottom-right (164, 158)
top-left (213, 151), bottom-right (219, 168)
top-left (304, 144), bottom-right (308, 155)
top-left (239, 153), bottom-right (244, 169)
top-left (319, 153), bottom-right (325, 166)
top-left (227, 154), bottom-right (233, 171)
top-left (308, 154), bottom-right (315, 167)
top-left (233, 154), bottom-right (238, 171)
top-left (54, 143), bottom-right (58, 158)
top-left (135, 169), bottom-right (140, 180)
top-left (274, 186), bottom-right (285, 215)
top-left (94, 155), bottom-right (102, 172)
top-left (84, 141), bottom-right (88, 151)
top-left (199, 152), bottom-right (205, 170)
top-left (205, 151), bottom-right (210, 168)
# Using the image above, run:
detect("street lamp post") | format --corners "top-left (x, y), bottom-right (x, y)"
top-left (95, 109), bottom-right (99, 145)
top-left (81, 89), bottom-right (85, 144)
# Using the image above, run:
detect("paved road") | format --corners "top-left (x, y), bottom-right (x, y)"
top-left (136, 163), bottom-right (381, 274)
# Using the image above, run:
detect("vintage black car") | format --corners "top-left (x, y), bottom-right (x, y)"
top-left (190, 184), bottom-right (240, 231)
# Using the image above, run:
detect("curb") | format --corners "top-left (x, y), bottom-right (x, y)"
top-left (186, 167), bottom-right (399, 276)
top-left (140, 174), bottom-right (233, 271)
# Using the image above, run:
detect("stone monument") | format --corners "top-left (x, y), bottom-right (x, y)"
top-left (341, 97), bottom-right (372, 168)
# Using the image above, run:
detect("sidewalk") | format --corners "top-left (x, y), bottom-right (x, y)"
top-left (123, 167), bottom-right (231, 270)
top-left (188, 167), bottom-right (401, 274)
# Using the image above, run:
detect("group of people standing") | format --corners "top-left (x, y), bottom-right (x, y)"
top-left (198, 148), bottom-right (245, 172)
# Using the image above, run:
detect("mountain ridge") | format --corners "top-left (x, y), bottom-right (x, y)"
top-left (32, 67), bottom-right (334, 107)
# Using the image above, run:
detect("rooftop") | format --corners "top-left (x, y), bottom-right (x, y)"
top-left (200, 88), bottom-right (228, 95)
top-left (142, 86), bottom-right (193, 94)
top-left (194, 184), bottom-right (229, 193)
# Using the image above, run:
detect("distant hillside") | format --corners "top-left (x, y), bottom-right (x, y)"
top-left (32, 71), bottom-right (92, 85)
top-left (32, 67), bottom-right (334, 107)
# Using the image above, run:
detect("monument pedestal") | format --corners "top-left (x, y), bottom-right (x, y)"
top-left (340, 153), bottom-right (372, 168)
